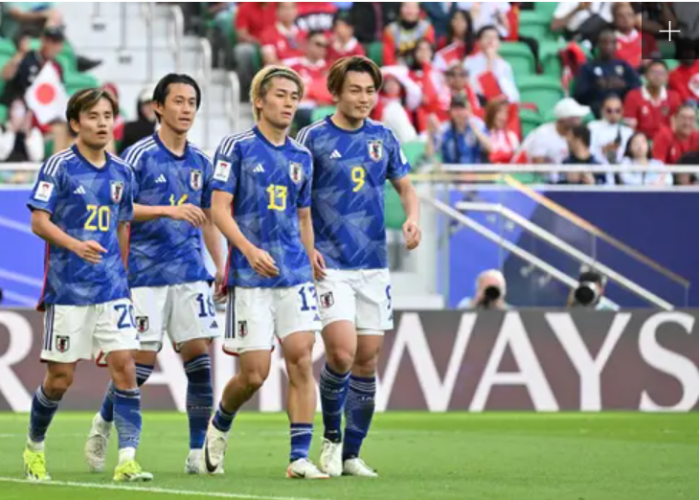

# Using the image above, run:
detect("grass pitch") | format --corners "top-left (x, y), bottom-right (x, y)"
top-left (0, 412), bottom-right (696, 500)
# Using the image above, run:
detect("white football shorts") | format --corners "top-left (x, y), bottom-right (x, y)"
top-left (315, 268), bottom-right (393, 335)
top-left (131, 281), bottom-right (221, 352)
top-left (40, 297), bottom-right (139, 364)
top-left (223, 282), bottom-right (321, 355)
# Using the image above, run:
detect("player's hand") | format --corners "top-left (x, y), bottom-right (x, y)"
top-left (213, 268), bottom-right (226, 302)
top-left (244, 246), bottom-right (279, 278)
top-left (403, 220), bottom-right (422, 250)
top-left (312, 250), bottom-right (327, 280)
top-left (72, 240), bottom-right (107, 264)
top-left (168, 203), bottom-right (206, 227)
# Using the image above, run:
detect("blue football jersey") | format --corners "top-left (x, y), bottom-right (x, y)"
top-left (27, 146), bottom-right (134, 308)
top-left (211, 127), bottom-right (313, 289)
top-left (122, 134), bottom-right (214, 288)
top-left (297, 117), bottom-right (410, 270)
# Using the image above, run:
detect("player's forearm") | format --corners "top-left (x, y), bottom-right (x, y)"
top-left (132, 203), bottom-right (174, 222)
top-left (211, 196), bottom-right (255, 256)
top-left (202, 215), bottom-right (224, 271)
top-left (31, 212), bottom-right (83, 254)
top-left (392, 178), bottom-right (420, 223)
top-left (117, 222), bottom-right (130, 267)
top-left (1, 56), bottom-right (22, 81)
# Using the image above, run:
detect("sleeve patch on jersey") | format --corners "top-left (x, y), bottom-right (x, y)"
top-left (214, 160), bottom-right (232, 182)
top-left (34, 181), bottom-right (54, 202)
top-left (400, 148), bottom-right (408, 165)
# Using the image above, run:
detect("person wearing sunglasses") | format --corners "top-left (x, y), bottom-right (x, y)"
top-left (589, 94), bottom-right (633, 168)
top-left (623, 60), bottom-right (682, 140)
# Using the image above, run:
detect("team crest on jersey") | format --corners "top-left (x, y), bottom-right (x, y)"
top-left (136, 316), bottom-right (149, 333)
top-left (190, 169), bottom-right (203, 191)
top-left (289, 162), bottom-right (303, 184)
top-left (238, 320), bottom-right (248, 338)
top-left (56, 336), bottom-right (70, 353)
top-left (110, 181), bottom-right (125, 203)
top-left (320, 292), bottom-right (334, 309)
top-left (367, 140), bottom-right (383, 162)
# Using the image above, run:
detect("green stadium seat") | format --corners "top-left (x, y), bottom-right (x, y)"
top-left (367, 41), bottom-right (383, 67)
top-left (44, 138), bottom-right (54, 159)
top-left (664, 58), bottom-right (680, 72)
top-left (499, 42), bottom-right (536, 78)
top-left (0, 37), bottom-right (15, 57)
top-left (384, 184), bottom-right (405, 230)
top-left (64, 72), bottom-right (99, 95)
top-left (535, 2), bottom-right (559, 19)
top-left (539, 40), bottom-right (565, 79)
top-left (310, 106), bottom-right (335, 123)
top-left (517, 76), bottom-right (565, 115)
top-left (657, 41), bottom-right (676, 59)
top-left (401, 140), bottom-right (425, 169)
top-left (0, 104), bottom-right (7, 124)
top-left (517, 11), bottom-right (552, 41)
top-left (518, 107), bottom-right (542, 138)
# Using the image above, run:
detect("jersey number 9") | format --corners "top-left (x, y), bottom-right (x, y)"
top-left (85, 205), bottom-right (110, 232)
top-left (351, 166), bottom-right (365, 192)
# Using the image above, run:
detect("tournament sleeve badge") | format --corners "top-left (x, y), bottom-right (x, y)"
top-left (34, 181), bottom-right (54, 202)
top-left (214, 159), bottom-right (232, 182)
top-left (368, 140), bottom-right (384, 162)
top-left (110, 181), bottom-right (125, 203)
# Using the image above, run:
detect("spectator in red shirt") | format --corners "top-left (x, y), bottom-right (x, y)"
top-left (613, 2), bottom-right (658, 70)
top-left (234, 3), bottom-right (277, 97)
top-left (669, 59), bottom-right (699, 105)
top-left (261, 2), bottom-right (306, 66)
top-left (286, 31), bottom-right (333, 113)
top-left (623, 60), bottom-right (681, 139)
top-left (296, 2), bottom-right (337, 35)
top-left (435, 61), bottom-right (482, 123)
top-left (382, 2), bottom-right (435, 66)
top-left (652, 104), bottom-right (699, 174)
top-left (434, 9), bottom-right (475, 73)
top-left (485, 98), bottom-right (520, 164)
top-left (407, 39), bottom-right (442, 133)
top-left (327, 11), bottom-right (365, 63)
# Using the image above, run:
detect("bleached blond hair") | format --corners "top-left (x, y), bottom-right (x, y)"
top-left (250, 66), bottom-right (305, 122)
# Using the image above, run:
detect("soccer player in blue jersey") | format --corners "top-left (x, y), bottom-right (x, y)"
top-left (297, 56), bottom-right (422, 477)
top-left (85, 74), bottom-right (224, 475)
top-left (203, 66), bottom-right (329, 479)
top-left (24, 89), bottom-right (152, 482)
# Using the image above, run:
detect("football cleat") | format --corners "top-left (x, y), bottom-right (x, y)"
top-left (203, 422), bottom-right (229, 474)
top-left (286, 458), bottom-right (331, 479)
top-left (113, 460), bottom-right (153, 482)
top-left (318, 438), bottom-right (343, 477)
top-left (85, 413), bottom-right (112, 472)
top-left (343, 458), bottom-right (378, 477)
top-left (24, 448), bottom-right (50, 482)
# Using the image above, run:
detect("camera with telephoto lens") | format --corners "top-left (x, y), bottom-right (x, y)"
top-left (477, 286), bottom-right (502, 309)
top-left (572, 271), bottom-right (605, 308)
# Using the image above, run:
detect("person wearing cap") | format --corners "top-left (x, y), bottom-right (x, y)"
top-left (118, 85), bottom-right (158, 155)
top-left (429, 93), bottom-right (491, 165)
top-left (511, 97), bottom-right (590, 183)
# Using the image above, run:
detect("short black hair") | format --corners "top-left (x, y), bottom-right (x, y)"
top-left (476, 25), bottom-right (499, 40)
top-left (570, 124), bottom-right (591, 147)
top-left (579, 271), bottom-right (604, 286)
top-left (624, 131), bottom-right (651, 159)
top-left (152, 73), bottom-right (201, 121)
top-left (645, 59), bottom-right (668, 73)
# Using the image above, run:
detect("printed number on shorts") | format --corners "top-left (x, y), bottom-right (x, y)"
top-left (298, 285), bottom-right (318, 312)
top-left (267, 185), bottom-right (288, 211)
top-left (386, 285), bottom-right (392, 311)
top-left (351, 166), bottom-right (365, 192)
top-left (196, 293), bottom-right (216, 317)
top-left (114, 303), bottom-right (136, 329)
top-left (85, 205), bottom-right (110, 231)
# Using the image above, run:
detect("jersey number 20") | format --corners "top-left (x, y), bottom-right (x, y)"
top-left (85, 205), bottom-right (110, 232)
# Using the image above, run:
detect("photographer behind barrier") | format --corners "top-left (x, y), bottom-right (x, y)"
top-left (568, 271), bottom-right (619, 311)
top-left (458, 269), bottom-right (509, 310)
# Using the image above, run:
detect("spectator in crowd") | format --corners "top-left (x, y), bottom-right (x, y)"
top-left (551, 2), bottom-right (612, 44)
top-left (260, 2), bottom-right (305, 66)
top-left (233, 2), bottom-right (277, 96)
top-left (675, 151), bottom-right (699, 186)
top-left (589, 94), bottom-right (633, 165)
top-left (652, 104), bottom-right (699, 171)
top-left (613, 2), bottom-right (657, 69)
top-left (422, 2), bottom-right (460, 41)
top-left (434, 9), bottom-right (474, 72)
top-left (286, 30), bottom-right (333, 126)
top-left (619, 131), bottom-right (672, 186)
top-left (435, 62), bottom-right (481, 124)
top-left (458, 2), bottom-right (511, 39)
top-left (668, 59), bottom-right (699, 105)
top-left (568, 271), bottom-right (618, 310)
top-left (429, 94), bottom-right (491, 165)
top-left (513, 98), bottom-right (590, 182)
top-left (383, 2), bottom-right (435, 66)
top-left (0, 97), bottom-right (44, 163)
top-left (296, 2), bottom-right (337, 35)
top-left (633, 1), bottom-right (674, 38)
top-left (563, 124), bottom-right (599, 184)
top-left (574, 28), bottom-right (641, 117)
top-left (0, 2), bottom-right (62, 39)
top-left (407, 39), bottom-right (442, 133)
top-left (350, 3), bottom-right (401, 44)
top-left (668, 2), bottom-right (699, 60)
top-left (464, 25), bottom-right (519, 104)
top-left (485, 97), bottom-right (519, 164)
top-left (374, 69), bottom-right (420, 143)
top-left (118, 85), bottom-right (158, 155)
top-left (458, 269), bottom-right (509, 310)
top-left (327, 11), bottom-right (365, 63)
top-left (623, 60), bottom-right (681, 139)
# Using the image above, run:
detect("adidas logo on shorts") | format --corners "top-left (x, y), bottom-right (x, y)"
top-left (155, 174), bottom-right (167, 184)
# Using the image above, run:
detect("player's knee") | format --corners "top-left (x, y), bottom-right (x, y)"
top-left (44, 370), bottom-right (73, 397)
top-left (287, 351), bottom-right (314, 382)
top-left (326, 349), bottom-right (354, 374)
top-left (352, 354), bottom-right (379, 377)
top-left (243, 369), bottom-right (268, 392)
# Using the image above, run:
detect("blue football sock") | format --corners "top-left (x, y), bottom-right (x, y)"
top-left (343, 375), bottom-right (376, 461)
top-left (100, 363), bottom-right (153, 423)
top-left (319, 363), bottom-right (350, 443)
top-left (212, 402), bottom-right (236, 433)
top-left (113, 388), bottom-right (142, 451)
top-left (28, 385), bottom-right (61, 443)
top-left (184, 354), bottom-right (213, 449)
top-left (290, 423), bottom-right (313, 462)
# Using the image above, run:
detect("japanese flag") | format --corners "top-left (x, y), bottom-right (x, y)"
top-left (25, 63), bottom-right (68, 126)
